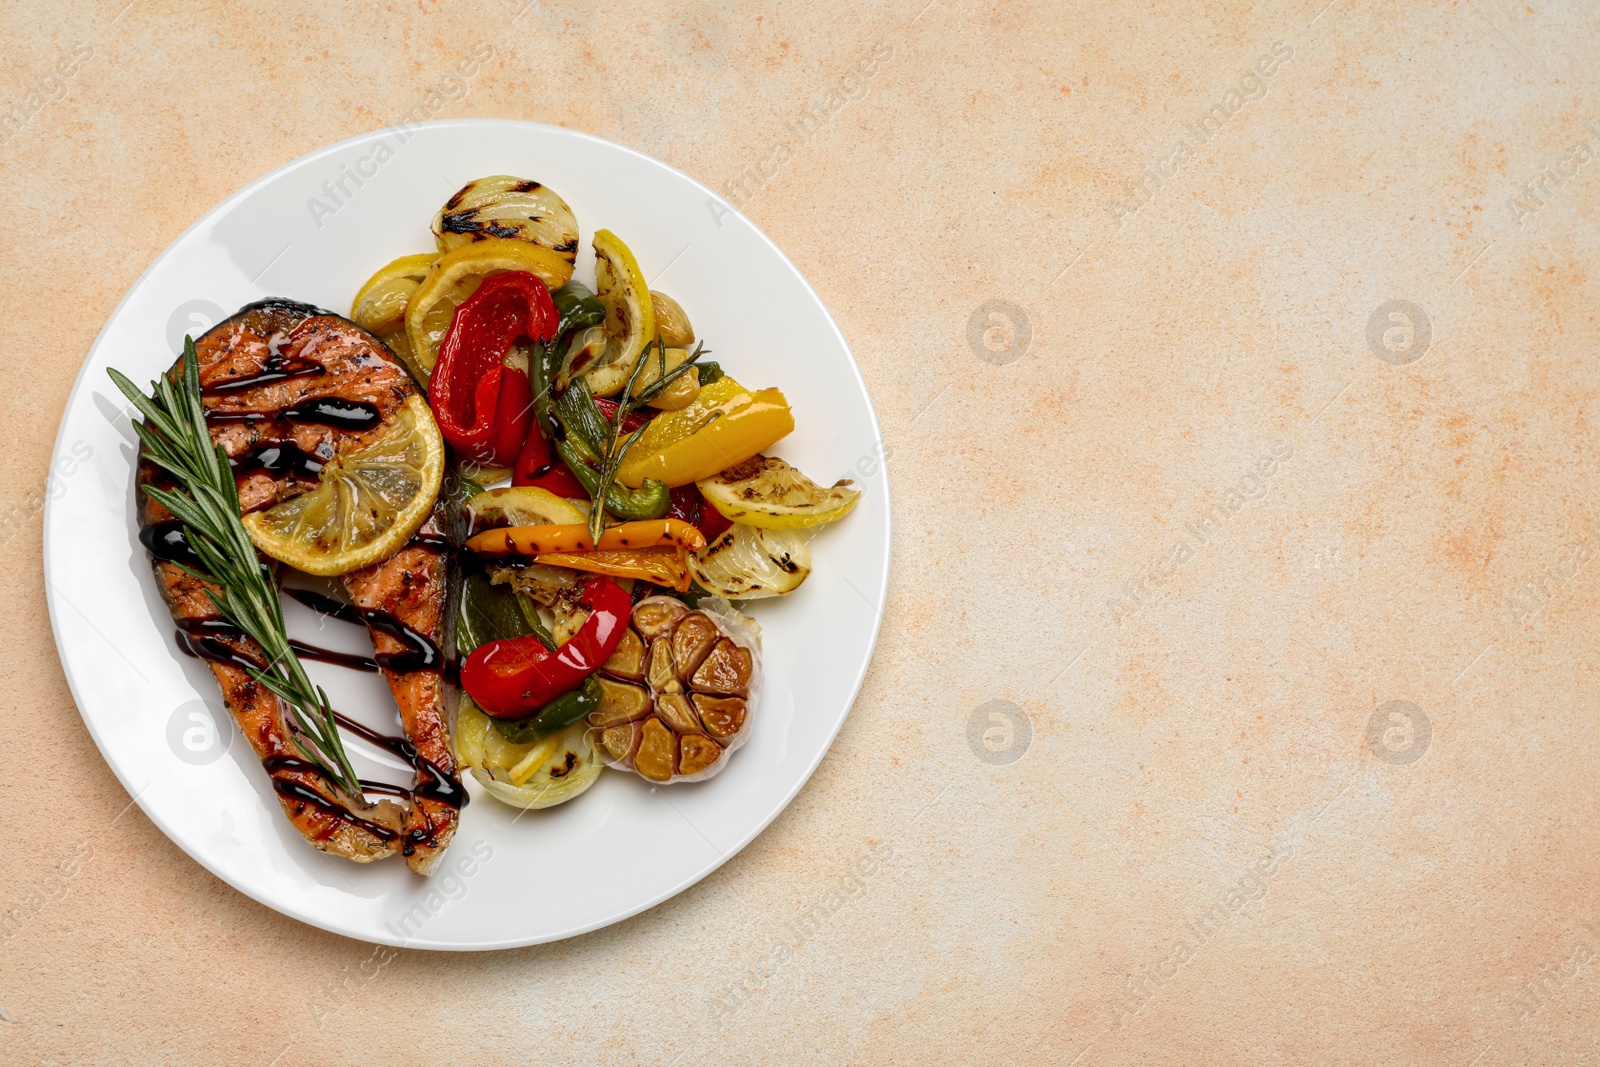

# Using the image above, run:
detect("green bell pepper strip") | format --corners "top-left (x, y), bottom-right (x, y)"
top-left (549, 281), bottom-right (607, 392)
top-left (552, 378), bottom-right (613, 461)
top-left (532, 343), bottom-right (670, 521)
top-left (490, 675), bottom-right (603, 745)
top-left (457, 570), bottom-right (526, 655)
top-left (551, 439), bottom-right (670, 520)
top-left (529, 340), bottom-right (560, 442)
top-left (514, 593), bottom-right (558, 651)
top-left (551, 281), bottom-right (606, 338)
top-left (457, 568), bottom-right (556, 655)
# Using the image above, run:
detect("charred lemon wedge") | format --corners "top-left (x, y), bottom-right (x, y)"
top-left (698, 455), bottom-right (860, 529)
top-left (242, 395), bottom-right (445, 576)
top-left (581, 229), bottom-right (655, 397)
top-left (404, 238), bottom-right (574, 382)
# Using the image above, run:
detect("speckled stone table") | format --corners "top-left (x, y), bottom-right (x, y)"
top-left (4, 1), bottom-right (1599, 1063)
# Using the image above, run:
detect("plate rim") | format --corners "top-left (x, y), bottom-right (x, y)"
top-left (43, 118), bottom-right (892, 950)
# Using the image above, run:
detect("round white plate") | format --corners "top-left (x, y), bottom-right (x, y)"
top-left (44, 120), bottom-right (889, 949)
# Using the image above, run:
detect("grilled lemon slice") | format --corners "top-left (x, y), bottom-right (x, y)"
top-left (351, 252), bottom-right (438, 335)
top-left (581, 229), bottom-right (656, 397)
top-left (697, 455), bottom-right (860, 529)
top-left (404, 238), bottom-right (575, 383)
top-left (351, 252), bottom-right (438, 383)
top-left (463, 486), bottom-right (586, 532)
top-left (242, 395), bottom-right (446, 576)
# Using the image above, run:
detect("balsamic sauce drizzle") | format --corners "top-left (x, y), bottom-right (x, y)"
top-left (174, 614), bottom-right (379, 673)
top-left (281, 587), bottom-right (362, 624)
top-left (206, 397), bottom-right (381, 432)
top-left (160, 567), bottom-right (446, 678)
top-left (364, 612), bottom-right (443, 674)
top-left (261, 757), bottom-right (402, 843)
top-left (174, 630), bottom-right (263, 674)
top-left (412, 530), bottom-right (450, 552)
top-left (282, 587), bottom-right (443, 674)
top-left (200, 352), bottom-right (325, 394)
top-left (169, 577), bottom-right (466, 840)
top-left (331, 712), bottom-right (467, 811)
top-left (229, 441), bottom-right (327, 480)
top-left (291, 641), bottom-right (379, 673)
top-left (140, 521), bottom-right (199, 567)
top-left (148, 337), bottom-right (463, 844)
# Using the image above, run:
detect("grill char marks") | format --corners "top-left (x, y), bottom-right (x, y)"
top-left (340, 505), bottom-right (462, 875)
top-left (136, 299), bottom-right (461, 870)
top-left (190, 303), bottom-right (416, 513)
top-left (153, 558), bottom-right (407, 861)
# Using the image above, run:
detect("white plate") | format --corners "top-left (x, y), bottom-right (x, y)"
top-left (44, 120), bottom-right (889, 949)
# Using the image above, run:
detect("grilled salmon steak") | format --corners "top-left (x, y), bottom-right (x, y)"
top-left (136, 298), bottom-right (464, 872)
top-left (339, 504), bottom-right (462, 874)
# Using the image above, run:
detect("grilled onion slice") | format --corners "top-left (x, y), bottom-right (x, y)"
top-left (689, 523), bottom-right (812, 599)
top-left (453, 696), bottom-right (603, 809)
top-left (432, 175), bottom-right (580, 264)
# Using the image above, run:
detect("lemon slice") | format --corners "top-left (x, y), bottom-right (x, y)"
top-left (351, 253), bottom-right (439, 383)
top-left (464, 486), bottom-right (586, 532)
top-left (242, 395), bottom-right (446, 576)
top-left (350, 252), bottom-right (438, 335)
top-left (698, 455), bottom-right (860, 529)
top-left (581, 229), bottom-right (655, 397)
top-left (404, 238), bottom-right (575, 383)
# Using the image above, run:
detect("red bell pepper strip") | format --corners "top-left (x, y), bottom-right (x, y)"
top-left (697, 489), bottom-right (733, 540)
top-left (461, 576), bottom-right (632, 718)
top-left (594, 395), bottom-right (652, 433)
top-left (667, 484), bottom-right (733, 541)
top-left (666, 484), bottom-right (699, 525)
top-left (512, 418), bottom-right (589, 497)
top-left (429, 272), bottom-right (557, 467)
top-left (487, 359), bottom-right (532, 466)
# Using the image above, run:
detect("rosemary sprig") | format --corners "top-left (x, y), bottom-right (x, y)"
top-left (587, 337), bottom-right (708, 542)
top-left (109, 341), bottom-right (364, 798)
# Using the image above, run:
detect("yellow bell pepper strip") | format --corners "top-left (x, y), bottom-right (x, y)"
top-left (534, 546), bottom-right (693, 592)
top-left (617, 386), bottom-right (794, 489)
top-left (465, 518), bottom-right (707, 557)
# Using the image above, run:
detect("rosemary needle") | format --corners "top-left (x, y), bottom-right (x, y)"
top-left (109, 340), bottom-right (364, 798)
top-left (586, 337), bottom-right (707, 543)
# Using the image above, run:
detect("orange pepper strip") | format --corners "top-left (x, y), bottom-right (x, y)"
top-left (466, 518), bottom-right (706, 557)
top-left (533, 546), bottom-right (692, 593)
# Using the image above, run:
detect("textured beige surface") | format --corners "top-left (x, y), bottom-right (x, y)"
top-left (4, 0), bottom-right (1600, 1062)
